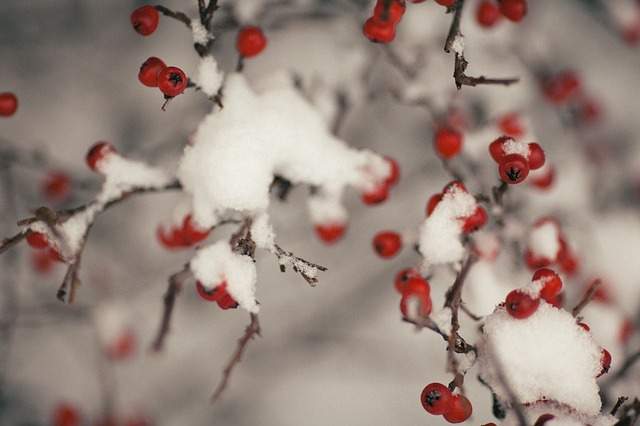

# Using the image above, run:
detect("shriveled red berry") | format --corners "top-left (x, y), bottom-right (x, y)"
top-left (362, 183), bottom-right (389, 205)
top-left (533, 268), bottom-right (563, 304)
top-left (505, 289), bottom-right (539, 319)
top-left (373, 0), bottom-right (406, 24)
top-left (86, 142), bottom-right (117, 172)
top-left (531, 166), bottom-right (555, 189)
top-left (489, 136), bottom-right (511, 163)
top-left (534, 414), bottom-right (555, 426)
top-left (498, 113), bottom-right (523, 137)
top-left (527, 143), bottom-right (545, 170)
top-left (53, 403), bottom-right (80, 426)
top-left (217, 292), bottom-right (239, 310)
top-left (434, 127), bottom-right (463, 159)
top-left (598, 349), bottom-right (611, 377)
top-left (373, 231), bottom-right (402, 258)
top-left (435, 0), bottom-right (456, 6)
top-left (443, 394), bottom-right (473, 423)
top-left (476, 0), bottom-right (501, 28)
top-left (461, 207), bottom-right (488, 234)
top-left (578, 322), bottom-right (590, 332)
top-left (420, 383), bottom-right (453, 415)
top-left (384, 156), bottom-right (400, 186)
top-left (363, 17), bottom-right (396, 43)
top-left (499, 0), bottom-right (527, 22)
top-left (42, 171), bottom-right (71, 202)
top-left (0, 92), bottom-right (18, 117)
top-left (138, 57), bottom-right (167, 87)
top-left (498, 153), bottom-right (529, 184)
top-left (315, 223), bottom-right (346, 244)
top-left (181, 215), bottom-right (210, 245)
top-left (394, 268), bottom-right (421, 293)
top-left (236, 26), bottom-right (267, 58)
top-left (426, 193), bottom-right (442, 216)
top-left (400, 278), bottom-right (432, 317)
top-left (130, 5), bottom-right (159, 36)
top-left (26, 231), bottom-right (49, 249)
top-left (158, 66), bottom-right (188, 97)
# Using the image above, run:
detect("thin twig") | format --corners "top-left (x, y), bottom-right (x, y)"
top-left (151, 265), bottom-right (193, 352)
top-left (211, 313), bottom-right (261, 403)
top-left (0, 230), bottom-right (26, 255)
top-left (154, 5), bottom-right (191, 27)
top-left (272, 244), bottom-right (327, 287)
top-left (572, 279), bottom-right (601, 317)
top-left (612, 397), bottom-right (630, 416)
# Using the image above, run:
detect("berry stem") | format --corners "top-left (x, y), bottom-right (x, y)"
top-left (150, 264), bottom-right (192, 352)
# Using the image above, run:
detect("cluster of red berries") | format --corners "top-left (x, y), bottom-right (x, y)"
top-left (86, 141), bottom-right (117, 173)
top-left (394, 268), bottom-right (432, 318)
top-left (524, 218), bottom-right (579, 276)
top-left (157, 215), bottom-right (210, 249)
top-left (426, 181), bottom-right (488, 233)
top-left (475, 0), bottom-right (528, 28)
top-left (42, 171), bottom-right (71, 203)
top-left (316, 157), bottom-right (400, 244)
top-left (139, 57), bottom-right (188, 98)
top-left (489, 136), bottom-right (545, 184)
top-left (363, 0), bottom-right (406, 44)
top-left (420, 383), bottom-right (472, 423)
top-left (542, 71), bottom-right (603, 126)
top-left (372, 231), bottom-right (403, 258)
top-left (0, 92), bottom-right (18, 117)
top-left (26, 231), bottom-right (62, 274)
top-left (504, 268), bottom-right (563, 319)
top-left (236, 26), bottom-right (267, 58)
top-left (433, 126), bottom-right (463, 160)
top-left (195, 281), bottom-right (238, 310)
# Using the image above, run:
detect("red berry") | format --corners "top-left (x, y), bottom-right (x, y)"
top-left (534, 414), bottom-right (555, 426)
top-left (362, 183), bottom-right (389, 205)
top-left (420, 383), bottom-right (453, 415)
top-left (106, 329), bottom-right (136, 361)
top-left (532, 268), bottom-right (563, 304)
top-left (315, 223), bottom-right (346, 244)
top-left (598, 349), bottom-right (611, 377)
top-left (384, 156), bottom-right (400, 186)
top-left (53, 403), bottom-right (80, 426)
top-left (138, 57), bottom-right (167, 87)
top-left (489, 136), bottom-right (511, 163)
top-left (130, 5), bottom-right (159, 36)
top-left (443, 394), bottom-right (473, 423)
top-left (158, 66), bottom-right (188, 97)
top-left (181, 215), bottom-right (210, 245)
top-left (373, 231), bottom-right (402, 258)
top-left (400, 278), bottom-right (431, 317)
top-left (499, 0), bottom-right (527, 22)
top-left (557, 238), bottom-right (578, 275)
top-left (498, 153), bottom-right (529, 184)
top-left (476, 0), bottom-right (501, 28)
top-left (524, 249), bottom-right (552, 269)
top-left (578, 322), bottom-right (590, 332)
top-left (426, 193), bottom-right (442, 216)
top-left (217, 292), bottom-right (239, 310)
top-left (498, 113), bottom-right (523, 137)
top-left (394, 268), bottom-right (421, 293)
top-left (505, 289), bottom-right (540, 319)
top-left (623, 20), bottom-right (640, 45)
top-left (26, 231), bottom-right (49, 249)
top-left (156, 225), bottom-right (186, 249)
top-left (43, 171), bottom-right (71, 202)
top-left (236, 26), bottom-right (267, 58)
top-left (527, 143), bottom-right (545, 170)
top-left (543, 71), bottom-right (581, 104)
top-left (434, 127), bottom-right (463, 159)
top-left (435, 0), bottom-right (456, 6)
top-left (32, 250), bottom-right (55, 274)
top-left (530, 166), bottom-right (555, 190)
top-left (0, 92), bottom-right (18, 117)
top-left (86, 142), bottom-right (117, 172)
top-left (461, 206), bottom-right (488, 234)
top-left (196, 280), bottom-right (222, 302)
top-left (619, 318), bottom-right (634, 344)
top-left (363, 17), bottom-right (396, 44)
top-left (373, 0), bottom-right (406, 24)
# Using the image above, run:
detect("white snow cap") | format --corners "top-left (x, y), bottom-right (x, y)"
top-left (196, 56), bottom-right (224, 97)
top-left (191, 20), bottom-right (213, 45)
top-left (528, 220), bottom-right (560, 261)
top-left (502, 138), bottom-right (531, 158)
top-left (178, 72), bottom-right (389, 228)
top-left (418, 186), bottom-right (477, 268)
top-left (478, 303), bottom-right (604, 416)
top-left (190, 241), bottom-right (258, 313)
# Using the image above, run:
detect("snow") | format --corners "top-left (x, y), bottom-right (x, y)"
top-left (190, 241), bottom-right (259, 313)
top-left (177, 72), bottom-right (389, 229)
top-left (251, 212), bottom-right (275, 250)
top-left (93, 303), bottom-right (130, 344)
top-left (451, 35), bottom-right (465, 55)
top-left (418, 187), bottom-right (477, 268)
top-left (581, 303), bottom-right (626, 375)
top-left (478, 303), bottom-right (604, 416)
top-left (501, 402), bottom-right (617, 426)
top-left (196, 56), bottom-right (224, 97)
top-left (528, 221), bottom-right (560, 261)
top-left (191, 20), bottom-right (212, 45)
top-left (502, 138), bottom-right (530, 158)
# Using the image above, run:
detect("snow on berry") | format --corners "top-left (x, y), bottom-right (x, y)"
top-left (189, 241), bottom-right (258, 313)
top-left (478, 302), bottom-right (605, 416)
top-left (525, 219), bottom-right (561, 267)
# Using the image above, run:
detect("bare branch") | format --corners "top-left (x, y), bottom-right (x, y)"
top-left (211, 312), bottom-right (261, 403)
top-left (154, 5), bottom-right (191, 27)
top-left (151, 265), bottom-right (193, 352)
top-left (0, 230), bottom-right (26, 255)
top-left (572, 279), bottom-right (601, 317)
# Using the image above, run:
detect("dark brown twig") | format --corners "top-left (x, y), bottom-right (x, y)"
top-left (613, 397), bottom-right (630, 416)
top-left (211, 312), bottom-right (261, 403)
top-left (572, 279), bottom-right (601, 317)
top-left (154, 5), bottom-right (191, 27)
top-left (0, 230), bottom-right (26, 255)
top-left (151, 265), bottom-right (193, 352)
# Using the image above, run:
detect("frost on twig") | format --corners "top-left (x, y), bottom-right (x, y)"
top-left (272, 244), bottom-right (327, 287)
